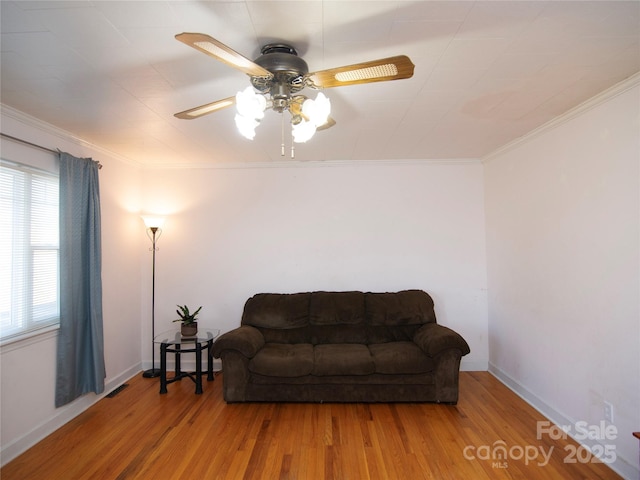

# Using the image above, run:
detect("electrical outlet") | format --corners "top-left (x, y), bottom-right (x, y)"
top-left (604, 401), bottom-right (614, 423)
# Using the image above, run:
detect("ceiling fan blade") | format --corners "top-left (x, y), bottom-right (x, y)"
top-left (316, 117), bottom-right (336, 131)
top-left (175, 33), bottom-right (273, 78)
top-left (174, 96), bottom-right (236, 120)
top-left (307, 55), bottom-right (414, 88)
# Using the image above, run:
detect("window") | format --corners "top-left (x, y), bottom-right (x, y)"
top-left (0, 161), bottom-right (59, 342)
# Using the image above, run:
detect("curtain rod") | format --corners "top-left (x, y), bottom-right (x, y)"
top-left (0, 132), bottom-right (102, 169)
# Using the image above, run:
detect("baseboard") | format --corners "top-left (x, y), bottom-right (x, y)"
top-left (0, 364), bottom-right (142, 467)
top-left (489, 363), bottom-right (638, 480)
top-left (460, 359), bottom-right (488, 371)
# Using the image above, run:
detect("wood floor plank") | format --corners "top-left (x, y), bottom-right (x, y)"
top-left (1, 372), bottom-right (622, 479)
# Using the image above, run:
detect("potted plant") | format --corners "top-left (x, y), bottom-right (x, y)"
top-left (173, 305), bottom-right (202, 336)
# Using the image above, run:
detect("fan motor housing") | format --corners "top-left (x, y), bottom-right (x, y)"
top-left (251, 44), bottom-right (309, 98)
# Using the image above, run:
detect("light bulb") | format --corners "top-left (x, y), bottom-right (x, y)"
top-left (302, 92), bottom-right (331, 127)
top-left (235, 86), bottom-right (266, 120)
top-left (235, 113), bottom-right (259, 140)
top-left (292, 119), bottom-right (316, 143)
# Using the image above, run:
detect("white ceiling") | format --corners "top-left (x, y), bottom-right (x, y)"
top-left (1, 1), bottom-right (639, 167)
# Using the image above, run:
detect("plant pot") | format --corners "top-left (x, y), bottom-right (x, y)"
top-left (181, 322), bottom-right (197, 337)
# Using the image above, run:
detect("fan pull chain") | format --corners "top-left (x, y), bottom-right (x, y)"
top-left (290, 121), bottom-right (295, 159)
top-left (281, 114), bottom-right (285, 157)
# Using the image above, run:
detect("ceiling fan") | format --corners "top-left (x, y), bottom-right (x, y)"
top-left (174, 33), bottom-right (415, 154)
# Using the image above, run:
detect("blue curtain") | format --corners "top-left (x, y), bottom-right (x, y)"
top-left (55, 152), bottom-right (105, 408)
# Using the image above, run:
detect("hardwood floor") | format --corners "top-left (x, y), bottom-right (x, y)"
top-left (2, 372), bottom-right (621, 479)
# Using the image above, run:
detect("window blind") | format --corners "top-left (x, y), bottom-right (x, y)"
top-left (0, 162), bottom-right (59, 341)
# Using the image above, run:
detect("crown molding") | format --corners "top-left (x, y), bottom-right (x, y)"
top-left (482, 71), bottom-right (640, 164)
top-left (0, 104), bottom-right (142, 168)
top-left (143, 157), bottom-right (482, 170)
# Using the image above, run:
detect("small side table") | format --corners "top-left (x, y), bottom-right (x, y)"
top-left (154, 329), bottom-right (220, 394)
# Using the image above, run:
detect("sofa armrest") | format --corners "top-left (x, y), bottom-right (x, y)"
top-left (413, 323), bottom-right (470, 357)
top-left (212, 325), bottom-right (265, 359)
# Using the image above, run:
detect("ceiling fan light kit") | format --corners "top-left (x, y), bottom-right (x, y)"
top-left (234, 86), bottom-right (266, 139)
top-left (302, 93), bottom-right (331, 127)
top-left (234, 113), bottom-right (260, 140)
top-left (174, 32), bottom-right (415, 158)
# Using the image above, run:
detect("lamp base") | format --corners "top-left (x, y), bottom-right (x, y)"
top-left (142, 368), bottom-right (162, 378)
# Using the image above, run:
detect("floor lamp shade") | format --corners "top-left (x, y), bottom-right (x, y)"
top-left (142, 215), bottom-right (165, 378)
top-left (142, 215), bottom-right (166, 230)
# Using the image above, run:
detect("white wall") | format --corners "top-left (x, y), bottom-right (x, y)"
top-left (140, 161), bottom-right (489, 372)
top-left (0, 108), bottom-right (489, 464)
top-left (484, 79), bottom-right (640, 478)
top-left (0, 108), bottom-right (144, 465)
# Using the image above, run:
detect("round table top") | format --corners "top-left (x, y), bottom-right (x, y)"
top-left (154, 328), bottom-right (220, 345)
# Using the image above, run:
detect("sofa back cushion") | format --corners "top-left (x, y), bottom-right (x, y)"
top-left (309, 291), bottom-right (367, 344)
top-left (309, 291), bottom-right (365, 325)
top-left (240, 289), bottom-right (436, 345)
top-left (242, 293), bottom-right (311, 343)
top-left (366, 290), bottom-right (436, 325)
top-left (242, 293), bottom-right (310, 329)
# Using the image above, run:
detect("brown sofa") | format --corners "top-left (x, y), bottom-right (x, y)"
top-left (212, 290), bottom-right (470, 404)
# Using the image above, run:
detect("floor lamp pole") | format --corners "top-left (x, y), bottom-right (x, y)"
top-left (142, 226), bottom-right (161, 378)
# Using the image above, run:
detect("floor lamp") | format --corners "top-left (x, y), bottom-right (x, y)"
top-left (141, 215), bottom-right (165, 378)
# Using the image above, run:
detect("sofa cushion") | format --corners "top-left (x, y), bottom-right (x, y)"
top-left (249, 343), bottom-right (314, 377)
top-left (313, 344), bottom-right (375, 376)
top-left (369, 342), bottom-right (434, 374)
top-left (366, 290), bottom-right (436, 326)
top-left (309, 291), bottom-right (365, 325)
top-left (242, 293), bottom-right (310, 329)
